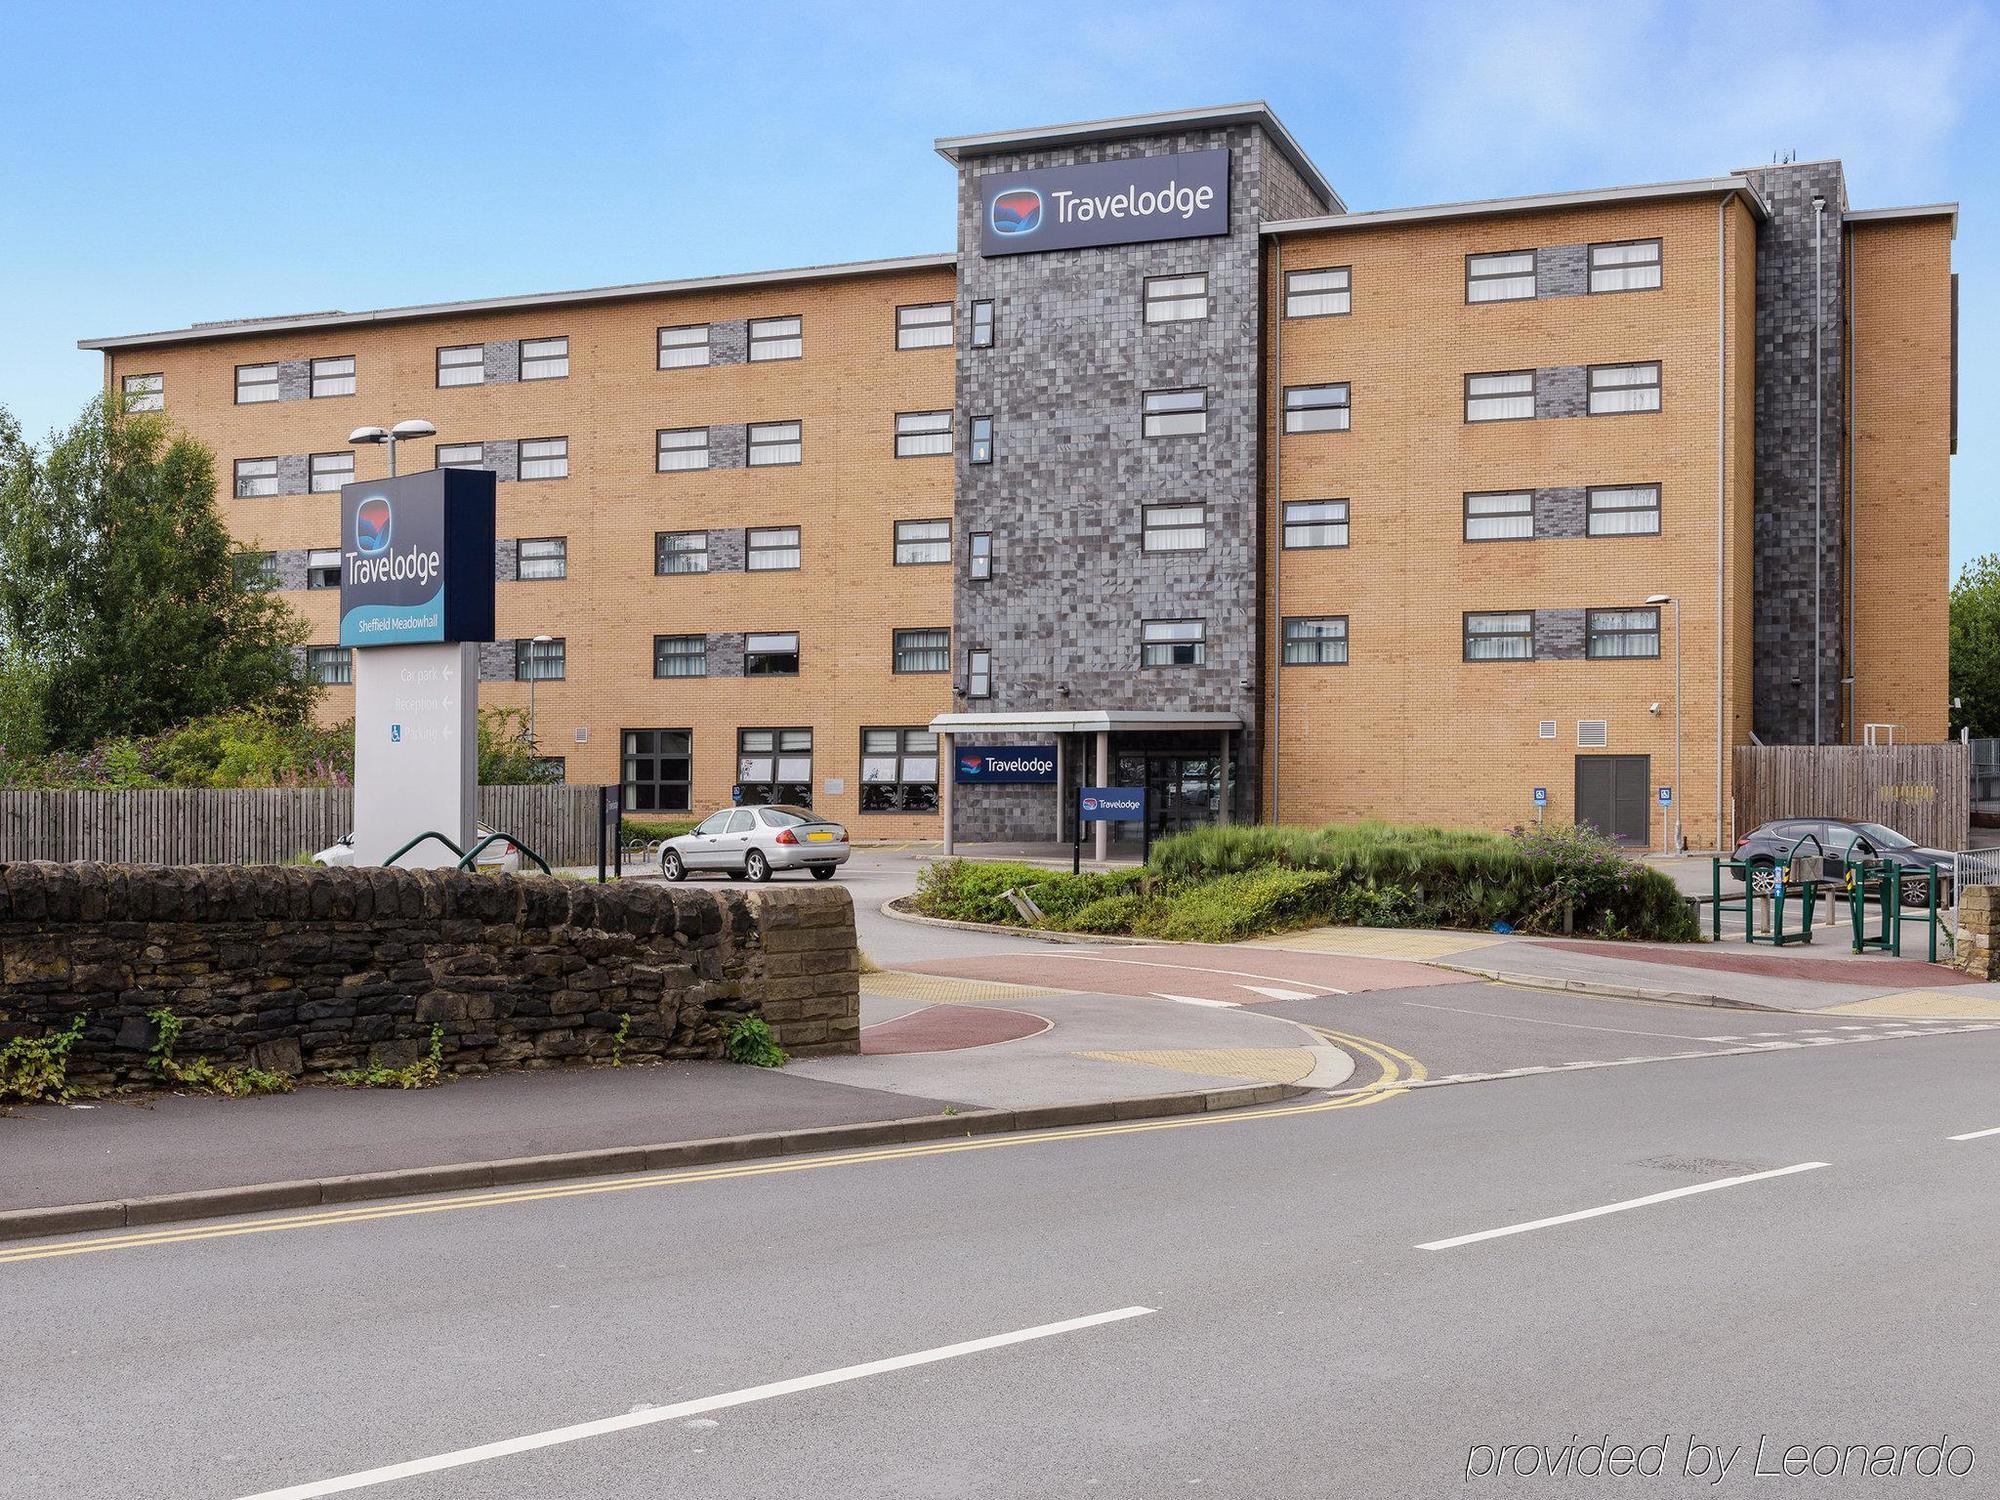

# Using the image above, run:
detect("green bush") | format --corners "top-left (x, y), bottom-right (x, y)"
top-left (622, 816), bottom-right (698, 843)
top-left (911, 860), bottom-right (1142, 926)
top-left (1067, 892), bottom-right (1154, 933)
top-left (724, 1016), bottom-right (788, 1068)
top-left (0, 1016), bottom-right (86, 1105)
top-left (1138, 868), bottom-right (1342, 943)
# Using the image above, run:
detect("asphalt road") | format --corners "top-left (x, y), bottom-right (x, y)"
top-left (9, 1019), bottom-right (2000, 1498)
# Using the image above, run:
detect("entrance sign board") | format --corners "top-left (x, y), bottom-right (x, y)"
top-left (338, 468), bottom-right (497, 647)
top-left (977, 148), bottom-right (1230, 257)
top-left (1079, 787), bottom-right (1146, 823)
top-left (351, 641), bottom-right (480, 867)
top-left (955, 745), bottom-right (1058, 784)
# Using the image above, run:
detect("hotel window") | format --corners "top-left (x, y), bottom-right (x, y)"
top-left (658, 324), bottom-right (710, 369)
top-left (239, 552), bottom-right (278, 587)
top-left (306, 548), bottom-right (342, 589)
top-left (968, 531), bottom-right (992, 582)
top-left (1281, 499), bottom-right (1348, 549)
top-left (748, 315), bottom-right (801, 361)
top-left (965, 648), bottom-right (992, 699)
top-left (655, 530), bottom-right (708, 575)
top-left (437, 442), bottom-right (485, 469)
top-left (860, 727), bottom-right (939, 813)
top-left (896, 303), bottom-right (952, 349)
top-left (235, 364), bottom-right (280, 404)
top-left (309, 355), bottom-right (355, 399)
top-left (1589, 239), bottom-right (1662, 293)
top-left (1283, 383), bottom-right (1350, 433)
top-left (516, 636), bottom-right (566, 680)
top-left (1464, 491), bottom-right (1534, 541)
top-left (744, 632), bottom-right (800, 677)
top-left (894, 519), bottom-right (950, 566)
top-left (1467, 250), bottom-right (1537, 302)
top-left (519, 437), bottom-right (568, 479)
top-left (233, 457), bottom-right (279, 498)
top-left (306, 646), bottom-right (352, 686)
top-left (437, 345), bottom-right (484, 387)
top-left (657, 427), bottom-right (710, 472)
top-left (1141, 387), bottom-right (1207, 438)
top-left (122, 372), bottom-right (163, 411)
top-left (653, 634), bottom-right (707, 679)
top-left (1587, 484), bottom-right (1662, 536)
top-left (1464, 611), bottom-right (1534, 662)
top-left (1142, 502), bottom-right (1206, 553)
top-left (1282, 616), bottom-right (1349, 665)
top-left (747, 420), bottom-right (801, 466)
top-left (1141, 619), bottom-right (1206, 668)
top-left (1285, 266), bottom-right (1351, 318)
top-left (970, 299), bottom-right (995, 348)
top-left (1588, 362), bottom-right (1661, 415)
top-left (737, 728), bottom-right (812, 806)
top-left (1587, 608), bottom-right (1661, 659)
top-left (517, 537), bottom-right (567, 580)
top-left (893, 628), bottom-right (950, 674)
top-left (746, 526), bottom-right (801, 571)
top-left (895, 410), bottom-right (952, 458)
top-left (1466, 370), bottom-right (1536, 422)
top-left (969, 415), bottom-right (993, 465)
top-left (1144, 272), bottom-right (1207, 323)
top-left (308, 451), bottom-right (353, 493)
top-left (519, 336), bottom-right (568, 381)
top-left (623, 729), bottom-right (693, 814)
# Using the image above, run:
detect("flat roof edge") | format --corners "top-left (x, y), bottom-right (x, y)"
top-left (78, 252), bottom-right (959, 351)
top-left (1846, 203), bottom-right (1959, 236)
top-left (934, 101), bottom-right (1343, 214)
top-left (1262, 176), bottom-right (1769, 236)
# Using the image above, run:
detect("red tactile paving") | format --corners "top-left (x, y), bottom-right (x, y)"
top-left (1526, 939), bottom-right (1981, 986)
top-left (901, 946), bottom-right (1462, 1001)
top-left (860, 1005), bottom-right (1049, 1055)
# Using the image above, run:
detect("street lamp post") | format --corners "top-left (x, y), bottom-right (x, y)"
top-left (1646, 593), bottom-right (1683, 851)
top-left (527, 633), bottom-right (554, 750)
top-left (347, 418), bottom-right (439, 477)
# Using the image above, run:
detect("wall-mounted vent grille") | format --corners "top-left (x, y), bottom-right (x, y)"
top-left (574, 726), bottom-right (590, 744)
top-left (1538, 720), bottom-right (1557, 740)
top-left (1577, 720), bottom-right (1609, 748)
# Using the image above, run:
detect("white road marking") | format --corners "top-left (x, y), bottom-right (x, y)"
top-left (1400, 997), bottom-right (1729, 1043)
top-left (1948, 1125), bottom-right (2000, 1142)
top-left (233, 1307), bottom-right (1157, 1498)
top-left (1240, 984), bottom-right (1318, 1002)
top-left (1149, 992), bottom-right (1240, 1009)
top-left (1418, 1162), bottom-right (1830, 1250)
top-left (1036, 952), bottom-right (1346, 995)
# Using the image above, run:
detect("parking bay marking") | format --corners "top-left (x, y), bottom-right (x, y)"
top-left (1416, 1162), bottom-right (1830, 1251)
top-left (232, 1307), bottom-right (1157, 1499)
top-left (1948, 1125), bottom-right (2000, 1142)
top-left (1399, 998), bottom-right (1739, 1043)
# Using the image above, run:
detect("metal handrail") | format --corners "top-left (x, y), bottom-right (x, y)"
top-left (458, 831), bottom-right (552, 876)
top-left (382, 831), bottom-right (466, 866)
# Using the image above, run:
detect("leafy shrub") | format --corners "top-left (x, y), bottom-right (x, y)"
top-left (724, 1016), bottom-right (788, 1068)
top-left (0, 1016), bottom-right (86, 1105)
top-left (1067, 893), bottom-right (1154, 933)
top-left (146, 1007), bottom-right (294, 1097)
top-left (912, 860), bottom-right (1144, 926)
top-left (1138, 868), bottom-right (1342, 943)
top-left (623, 816), bottom-right (698, 843)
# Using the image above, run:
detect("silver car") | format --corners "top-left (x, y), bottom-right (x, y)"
top-left (660, 805), bottom-right (850, 883)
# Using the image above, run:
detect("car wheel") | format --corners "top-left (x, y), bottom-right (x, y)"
top-left (661, 850), bottom-right (686, 883)
top-left (1746, 859), bottom-right (1777, 896)
top-left (745, 850), bottom-right (772, 883)
top-left (810, 865), bottom-right (835, 881)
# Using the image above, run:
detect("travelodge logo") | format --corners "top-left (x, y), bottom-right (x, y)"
top-left (354, 496), bottom-right (393, 555)
top-left (954, 745), bottom-right (1059, 783)
top-left (990, 189), bottom-right (1043, 237)
top-left (959, 753), bottom-right (988, 777)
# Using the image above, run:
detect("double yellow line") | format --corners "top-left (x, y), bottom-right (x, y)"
top-left (1, 1029), bottom-right (1423, 1267)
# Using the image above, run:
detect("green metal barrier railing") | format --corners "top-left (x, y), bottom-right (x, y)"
top-left (382, 830), bottom-right (464, 866)
top-left (381, 829), bottom-right (552, 877)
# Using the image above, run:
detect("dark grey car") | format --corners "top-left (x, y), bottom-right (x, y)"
top-left (1730, 818), bottom-right (1953, 901)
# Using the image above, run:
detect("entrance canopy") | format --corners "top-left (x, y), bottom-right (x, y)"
top-left (927, 710), bottom-right (1243, 735)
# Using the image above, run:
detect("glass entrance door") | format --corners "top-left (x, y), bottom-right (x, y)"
top-left (1110, 752), bottom-right (1221, 844)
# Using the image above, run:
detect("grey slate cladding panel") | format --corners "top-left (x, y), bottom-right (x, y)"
top-left (494, 538), bottom-right (519, 583)
top-left (482, 340), bottom-right (520, 384)
top-left (952, 122), bottom-right (1285, 832)
top-left (1536, 244), bottom-right (1590, 298)
top-left (485, 439), bottom-right (521, 483)
top-left (1535, 608), bottom-right (1588, 660)
top-left (269, 549), bottom-right (310, 590)
top-left (706, 528), bottom-right (747, 572)
top-left (276, 359), bottom-right (311, 401)
top-left (478, 640), bottom-right (518, 682)
top-left (1741, 162), bottom-right (1848, 745)
top-left (708, 632), bottom-right (746, 678)
top-left (1258, 140), bottom-right (1334, 223)
top-left (1534, 366), bottom-right (1588, 419)
top-left (1534, 487), bottom-right (1588, 539)
top-left (275, 453), bottom-right (310, 496)
top-left (709, 425), bottom-right (747, 470)
top-left (709, 320), bottom-right (749, 366)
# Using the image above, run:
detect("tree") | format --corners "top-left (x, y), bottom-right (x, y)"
top-left (0, 395), bottom-right (313, 754)
top-left (1949, 553), bottom-right (2000, 739)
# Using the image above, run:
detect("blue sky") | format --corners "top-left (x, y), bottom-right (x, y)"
top-left (4, 0), bottom-right (1992, 567)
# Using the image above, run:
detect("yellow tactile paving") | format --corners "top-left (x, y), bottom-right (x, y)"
top-left (860, 971), bottom-right (1067, 1006)
top-left (1243, 927), bottom-right (1502, 961)
top-left (1076, 1047), bottom-right (1319, 1085)
top-left (1821, 990), bottom-right (2000, 1020)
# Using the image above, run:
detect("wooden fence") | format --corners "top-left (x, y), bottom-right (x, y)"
top-left (0, 785), bottom-right (610, 868)
top-left (1733, 744), bottom-right (1970, 850)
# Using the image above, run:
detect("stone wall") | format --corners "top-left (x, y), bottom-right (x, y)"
top-left (0, 863), bottom-right (857, 1091)
top-left (1953, 886), bottom-right (1999, 980)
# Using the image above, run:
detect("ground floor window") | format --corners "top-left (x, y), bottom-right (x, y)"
top-left (738, 728), bottom-right (812, 807)
top-left (860, 728), bottom-right (938, 813)
top-left (305, 645), bottom-right (351, 686)
top-left (621, 729), bottom-right (691, 813)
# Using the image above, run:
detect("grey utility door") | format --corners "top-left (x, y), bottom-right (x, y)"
top-left (1575, 755), bottom-right (1652, 846)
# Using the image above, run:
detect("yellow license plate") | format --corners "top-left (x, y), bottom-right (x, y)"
top-left (807, 831), bottom-right (834, 842)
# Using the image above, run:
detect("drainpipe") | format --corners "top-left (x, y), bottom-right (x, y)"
top-left (1812, 192), bottom-right (1826, 745)
top-left (1270, 238), bottom-right (1285, 825)
top-left (1717, 195), bottom-right (1728, 851)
